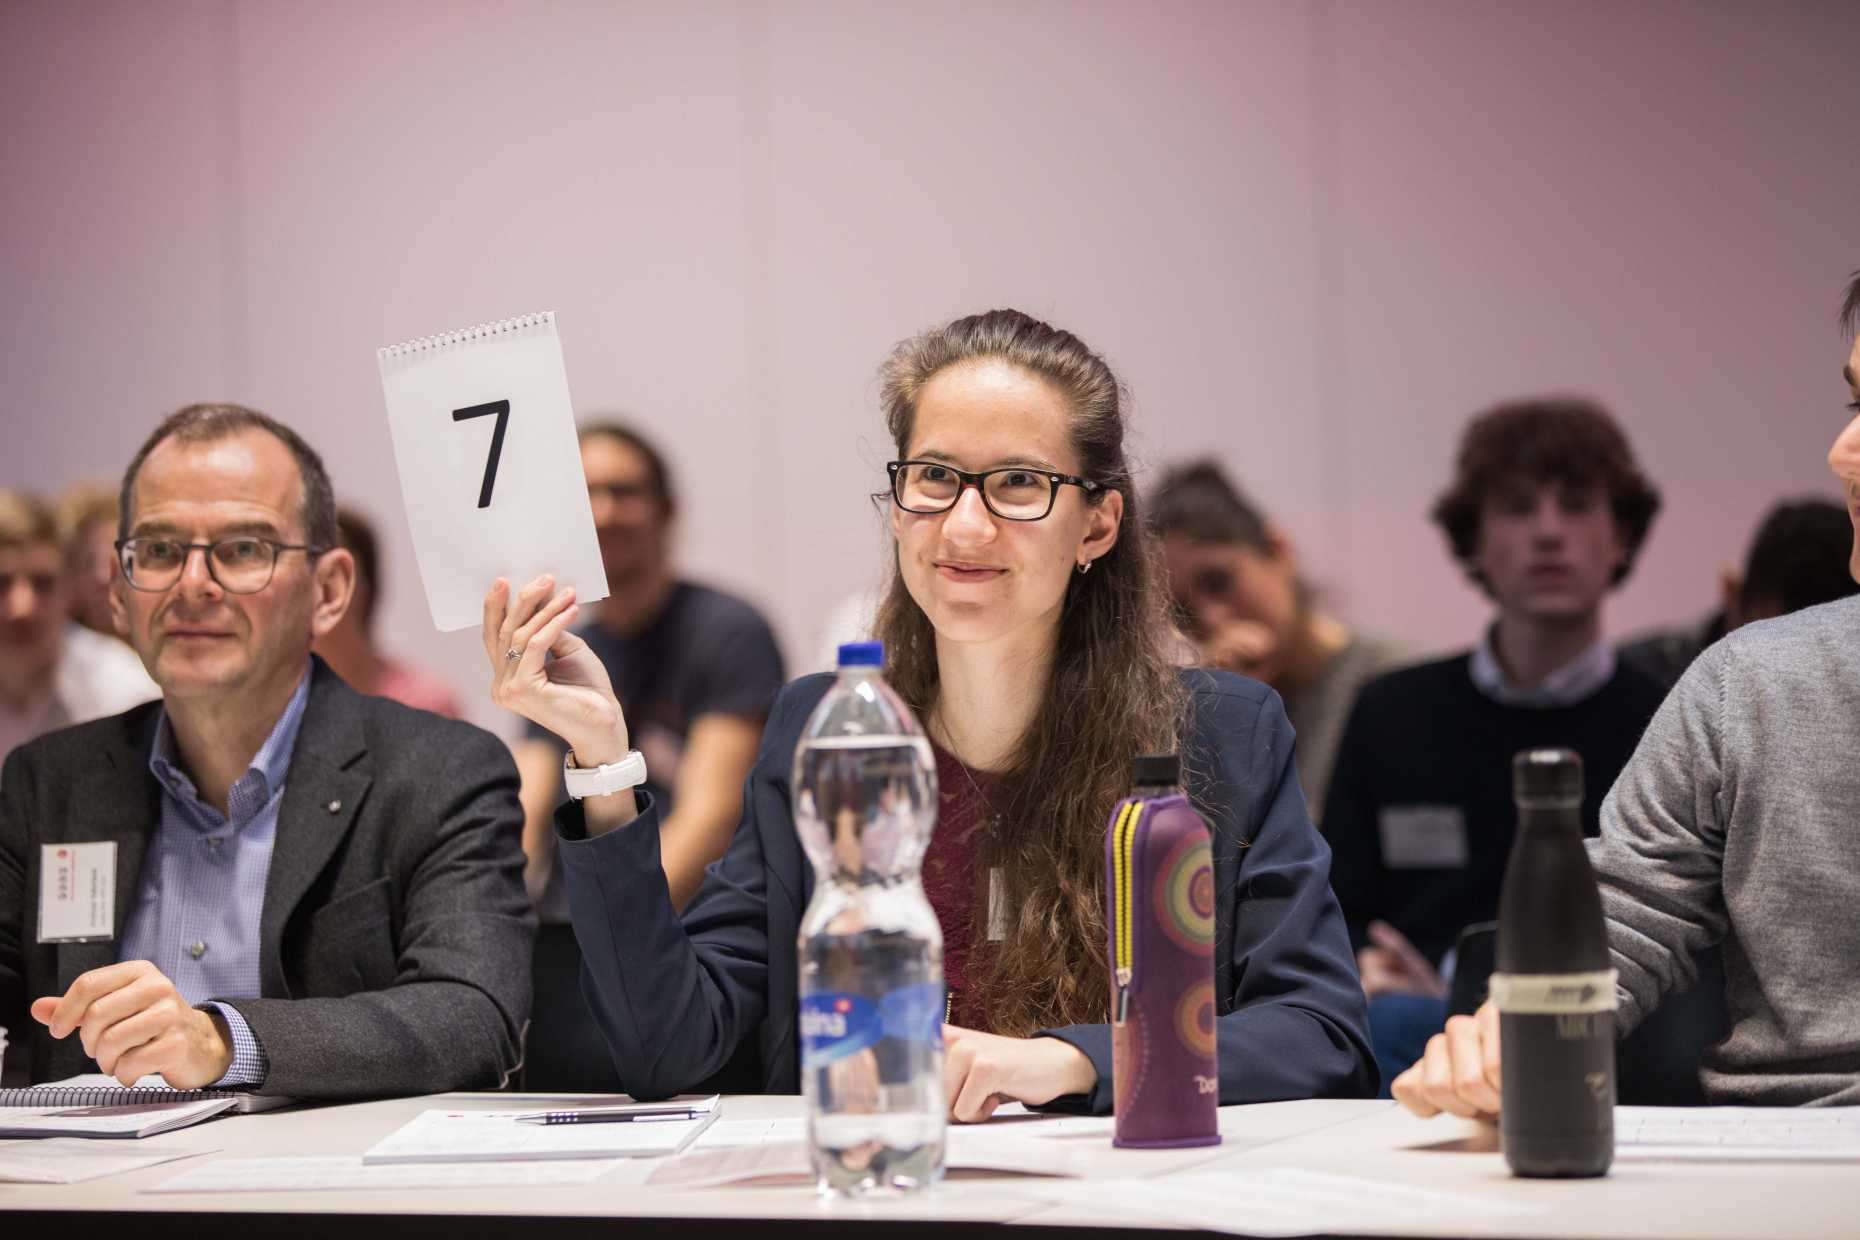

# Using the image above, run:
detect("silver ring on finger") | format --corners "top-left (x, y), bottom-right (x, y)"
top-left (505, 647), bottom-right (523, 662)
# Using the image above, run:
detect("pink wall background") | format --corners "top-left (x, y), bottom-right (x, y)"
top-left (4, 0), bottom-right (1857, 737)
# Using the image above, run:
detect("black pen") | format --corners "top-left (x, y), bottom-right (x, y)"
top-left (515, 1106), bottom-right (703, 1126)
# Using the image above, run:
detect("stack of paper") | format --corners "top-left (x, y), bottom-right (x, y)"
top-left (363, 1096), bottom-right (721, 1165)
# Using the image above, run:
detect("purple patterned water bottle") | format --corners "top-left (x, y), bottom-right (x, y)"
top-left (1105, 753), bottom-right (1221, 1148)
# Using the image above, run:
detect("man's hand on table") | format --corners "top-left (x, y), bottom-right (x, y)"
top-left (31, 959), bottom-right (234, 1087)
top-left (1390, 998), bottom-right (1502, 1121)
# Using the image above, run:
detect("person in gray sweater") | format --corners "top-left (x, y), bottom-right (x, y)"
top-left (1394, 267), bottom-right (1860, 1117)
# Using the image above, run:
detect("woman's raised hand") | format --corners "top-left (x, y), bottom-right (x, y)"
top-left (484, 575), bottom-right (628, 766)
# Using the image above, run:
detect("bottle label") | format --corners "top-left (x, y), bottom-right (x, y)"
top-left (1489, 970), bottom-right (1619, 1014)
top-left (801, 985), bottom-right (946, 1066)
top-left (800, 993), bottom-right (883, 1067)
top-left (879, 982), bottom-right (946, 1049)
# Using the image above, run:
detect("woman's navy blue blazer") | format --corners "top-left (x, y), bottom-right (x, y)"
top-left (554, 666), bottom-right (1377, 1113)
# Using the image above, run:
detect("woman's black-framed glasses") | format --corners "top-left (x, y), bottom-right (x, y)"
top-left (115, 537), bottom-right (327, 595)
top-left (886, 460), bottom-right (1101, 522)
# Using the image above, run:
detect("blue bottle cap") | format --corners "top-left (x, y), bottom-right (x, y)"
top-left (837, 640), bottom-right (884, 668)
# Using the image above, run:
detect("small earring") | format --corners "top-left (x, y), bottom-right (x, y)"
top-left (1076, 559), bottom-right (1092, 575)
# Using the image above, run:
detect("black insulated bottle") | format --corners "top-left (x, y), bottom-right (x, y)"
top-left (1493, 748), bottom-right (1615, 1178)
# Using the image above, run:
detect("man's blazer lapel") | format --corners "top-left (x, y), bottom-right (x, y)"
top-left (52, 709), bottom-right (161, 994)
top-left (258, 660), bottom-right (372, 998)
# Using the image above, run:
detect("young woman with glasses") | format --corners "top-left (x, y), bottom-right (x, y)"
top-left (484, 309), bottom-right (1375, 1117)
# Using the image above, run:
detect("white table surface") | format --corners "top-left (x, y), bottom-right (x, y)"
top-left (1011, 1104), bottom-right (1860, 1239)
top-left (2, 1094), bottom-right (1856, 1238)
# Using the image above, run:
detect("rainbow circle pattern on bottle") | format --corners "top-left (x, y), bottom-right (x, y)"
top-left (1106, 792), bottom-right (1220, 1149)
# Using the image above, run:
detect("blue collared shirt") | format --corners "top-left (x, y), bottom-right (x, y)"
top-left (118, 666), bottom-right (313, 1087)
top-left (1467, 627), bottom-right (1617, 708)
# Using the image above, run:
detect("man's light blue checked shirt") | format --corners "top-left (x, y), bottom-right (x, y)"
top-left (118, 666), bottom-right (312, 1087)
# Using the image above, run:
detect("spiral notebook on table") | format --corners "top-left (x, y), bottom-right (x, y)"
top-left (0, 1074), bottom-right (291, 1138)
top-left (376, 312), bottom-right (608, 632)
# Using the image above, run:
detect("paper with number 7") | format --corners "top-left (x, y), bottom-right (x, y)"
top-left (377, 312), bottom-right (608, 631)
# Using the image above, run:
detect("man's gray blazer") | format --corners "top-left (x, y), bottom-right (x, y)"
top-left (0, 657), bottom-right (534, 1097)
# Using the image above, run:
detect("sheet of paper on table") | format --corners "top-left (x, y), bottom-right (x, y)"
top-left (649, 1142), bottom-right (812, 1189)
top-left (0, 1139), bottom-right (212, 1184)
top-left (0, 1097), bottom-right (235, 1139)
top-left (1000, 1168), bottom-right (1541, 1238)
top-left (1615, 1106), bottom-right (1860, 1162)
top-left (149, 1155), bottom-right (623, 1194)
top-left (648, 1126), bottom-right (1103, 1189)
top-left (364, 1097), bottom-right (720, 1164)
top-left (683, 1110), bottom-right (1109, 1153)
top-left (687, 1117), bottom-right (808, 1150)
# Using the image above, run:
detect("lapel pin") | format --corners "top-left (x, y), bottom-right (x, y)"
top-left (327, 800), bottom-right (342, 814)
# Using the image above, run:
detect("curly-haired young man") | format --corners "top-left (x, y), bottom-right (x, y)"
top-left (1395, 268), bottom-right (1860, 1116)
top-left (1320, 398), bottom-right (1671, 1092)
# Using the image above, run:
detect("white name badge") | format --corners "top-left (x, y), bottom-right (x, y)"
top-left (1377, 806), bottom-right (1469, 870)
top-left (38, 842), bottom-right (117, 943)
top-left (377, 312), bottom-right (609, 632)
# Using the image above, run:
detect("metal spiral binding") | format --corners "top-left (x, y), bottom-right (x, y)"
top-left (376, 311), bottom-right (554, 360)
top-left (0, 1085), bottom-right (231, 1106)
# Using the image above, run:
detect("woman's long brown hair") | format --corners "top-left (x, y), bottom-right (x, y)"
top-left (874, 309), bottom-right (1183, 1036)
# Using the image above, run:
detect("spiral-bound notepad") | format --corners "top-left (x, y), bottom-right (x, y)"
top-left (377, 312), bottom-right (608, 631)
top-left (0, 1084), bottom-right (230, 1107)
top-left (0, 1073), bottom-right (291, 1114)
top-left (0, 1075), bottom-right (266, 1138)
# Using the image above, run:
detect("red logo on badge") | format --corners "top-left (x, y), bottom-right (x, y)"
top-left (57, 848), bottom-right (68, 859)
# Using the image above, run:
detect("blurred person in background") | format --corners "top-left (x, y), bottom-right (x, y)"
top-left (312, 508), bottom-right (460, 717)
top-left (1321, 399), bottom-right (1669, 1092)
top-left (1395, 268), bottom-right (1860, 1118)
top-left (0, 489), bottom-right (156, 766)
top-left (510, 420), bottom-right (784, 1089)
top-left (1621, 497), bottom-right (1858, 689)
top-left (1149, 460), bottom-right (1407, 821)
top-left (56, 483), bottom-right (127, 638)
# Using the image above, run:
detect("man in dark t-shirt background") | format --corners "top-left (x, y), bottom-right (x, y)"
top-left (512, 421), bottom-right (785, 1088)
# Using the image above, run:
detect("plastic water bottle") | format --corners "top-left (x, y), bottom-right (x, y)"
top-left (1493, 748), bottom-right (1616, 1178)
top-left (793, 640), bottom-right (945, 1196)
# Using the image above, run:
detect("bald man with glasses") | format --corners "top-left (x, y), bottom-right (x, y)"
top-left (0, 404), bottom-right (532, 1097)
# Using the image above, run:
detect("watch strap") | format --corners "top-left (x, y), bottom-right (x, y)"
top-left (563, 749), bottom-right (649, 800)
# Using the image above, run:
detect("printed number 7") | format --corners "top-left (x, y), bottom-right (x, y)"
top-left (453, 400), bottom-right (510, 509)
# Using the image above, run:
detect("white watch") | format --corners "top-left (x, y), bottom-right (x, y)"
top-left (563, 749), bottom-right (648, 800)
